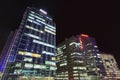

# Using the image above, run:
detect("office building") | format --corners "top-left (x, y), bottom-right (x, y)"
top-left (55, 34), bottom-right (106, 80)
top-left (0, 7), bottom-right (56, 80)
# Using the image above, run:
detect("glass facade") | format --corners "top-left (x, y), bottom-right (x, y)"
top-left (55, 34), bottom-right (106, 80)
top-left (0, 7), bottom-right (56, 80)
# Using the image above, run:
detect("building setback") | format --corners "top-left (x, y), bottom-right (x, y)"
top-left (55, 34), bottom-right (120, 80)
top-left (0, 7), bottom-right (56, 80)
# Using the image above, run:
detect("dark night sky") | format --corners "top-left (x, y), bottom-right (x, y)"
top-left (0, 0), bottom-right (120, 67)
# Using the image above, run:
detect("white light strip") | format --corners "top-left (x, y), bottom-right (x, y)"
top-left (45, 29), bottom-right (56, 35)
top-left (42, 51), bottom-right (54, 55)
top-left (25, 25), bottom-right (44, 33)
top-left (25, 52), bottom-right (32, 56)
top-left (33, 21), bottom-right (42, 26)
top-left (45, 23), bottom-right (56, 30)
top-left (40, 9), bottom-right (47, 15)
top-left (45, 61), bottom-right (56, 66)
top-left (28, 16), bottom-right (34, 20)
top-left (29, 14), bottom-right (45, 22)
top-left (24, 33), bottom-right (41, 40)
top-left (46, 16), bottom-right (52, 20)
top-left (27, 19), bottom-right (32, 22)
top-left (35, 16), bottom-right (45, 22)
top-left (45, 26), bottom-right (56, 32)
top-left (69, 42), bottom-right (80, 46)
top-left (33, 39), bottom-right (55, 48)
top-left (31, 11), bottom-right (35, 14)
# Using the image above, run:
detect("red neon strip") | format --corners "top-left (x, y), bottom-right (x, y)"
top-left (81, 34), bottom-right (88, 37)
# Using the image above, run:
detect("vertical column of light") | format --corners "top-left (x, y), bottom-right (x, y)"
top-left (0, 32), bottom-right (13, 73)
top-left (79, 37), bottom-right (83, 50)
top-left (1, 30), bottom-right (19, 80)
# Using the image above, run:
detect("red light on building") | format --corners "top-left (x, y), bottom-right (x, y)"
top-left (79, 37), bottom-right (84, 50)
top-left (81, 34), bottom-right (89, 37)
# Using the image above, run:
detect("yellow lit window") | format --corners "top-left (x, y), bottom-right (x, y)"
top-left (18, 51), bottom-right (24, 55)
top-left (18, 51), bottom-right (41, 58)
top-left (32, 53), bottom-right (41, 58)
top-left (52, 57), bottom-right (56, 60)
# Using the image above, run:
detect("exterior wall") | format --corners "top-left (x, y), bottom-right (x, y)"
top-left (56, 34), bottom-right (104, 80)
top-left (55, 34), bottom-right (120, 80)
top-left (0, 7), bottom-right (56, 80)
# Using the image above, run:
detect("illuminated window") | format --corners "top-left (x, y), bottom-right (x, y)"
top-left (60, 62), bottom-right (67, 66)
top-left (50, 66), bottom-right (57, 70)
top-left (25, 63), bottom-right (33, 68)
top-left (15, 63), bottom-right (22, 67)
top-left (25, 52), bottom-right (32, 56)
top-left (94, 45), bottom-right (98, 48)
top-left (33, 21), bottom-right (42, 25)
top-left (31, 11), bottom-right (35, 14)
top-left (24, 33), bottom-right (41, 40)
top-left (39, 65), bottom-right (46, 69)
top-left (18, 51), bottom-right (24, 55)
top-left (33, 39), bottom-right (55, 48)
top-left (24, 57), bottom-right (32, 62)
top-left (69, 42), bottom-right (80, 47)
top-left (51, 57), bottom-right (56, 60)
top-left (74, 61), bottom-right (83, 63)
top-left (27, 18), bottom-right (32, 22)
top-left (45, 26), bottom-right (56, 32)
top-left (73, 67), bottom-right (78, 69)
top-left (42, 51), bottom-right (54, 55)
top-left (71, 52), bottom-right (82, 55)
top-left (29, 13), bottom-right (45, 22)
top-left (14, 69), bottom-right (22, 74)
top-left (34, 64), bottom-right (40, 69)
top-left (45, 61), bottom-right (56, 66)
top-left (46, 16), bottom-right (52, 20)
top-left (45, 29), bottom-right (56, 35)
top-left (40, 9), bottom-right (47, 15)
top-left (32, 53), bottom-right (41, 58)
top-left (25, 25), bottom-right (44, 33)
top-left (18, 51), bottom-right (41, 58)
top-left (28, 16), bottom-right (34, 20)
top-left (77, 67), bottom-right (86, 70)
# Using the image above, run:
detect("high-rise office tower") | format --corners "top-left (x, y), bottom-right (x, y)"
top-left (0, 7), bottom-right (56, 80)
top-left (55, 34), bottom-right (105, 80)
